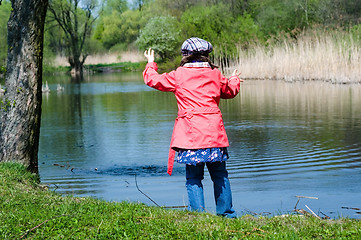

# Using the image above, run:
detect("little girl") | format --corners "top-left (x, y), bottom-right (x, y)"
top-left (143, 37), bottom-right (242, 218)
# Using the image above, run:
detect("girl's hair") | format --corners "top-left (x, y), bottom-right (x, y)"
top-left (180, 53), bottom-right (219, 69)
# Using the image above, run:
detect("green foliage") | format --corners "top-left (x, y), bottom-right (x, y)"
top-left (47, 0), bottom-right (98, 71)
top-left (0, 65), bottom-right (5, 74)
top-left (1, 162), bottom-right (361, 239)
top-left (249, 0), bottom-right (317, 37)
top-left (136, 16), bottom-right (181, 60)
top-left (0, 97), bottom-right (15, 112)
top-left (157, 54), bottom-right (183, 72)
top-left (43, 17), bottom-right (67, 69)
top-left (85, 61), bottom-right (142, 72)
top-left (44, 0), bottom-right (361, 67)
top-left (313, 0), bottom-right (361, 26)
top-left (236, 13), bottom-right (265, 45)
top-left (0, 0), bottom-right (11, 67)
top-left (95, 9), bottom-right (147, 50)
top-left (351, 24), bottom-right (361, 42)
top-left (180, 4), bottom-right (263, 58)
top-left (102, 0), bottom-right (128, 15)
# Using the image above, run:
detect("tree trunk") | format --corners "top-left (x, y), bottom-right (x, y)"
top-left (69, 56), bottom-right (84, 81)
top-left (0, 0), bottom-right (48, 173)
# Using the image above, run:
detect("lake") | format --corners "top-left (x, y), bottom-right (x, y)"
top-left (38, 72), bottom-right (361, 219)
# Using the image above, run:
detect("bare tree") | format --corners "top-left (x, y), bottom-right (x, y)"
top-left (0, 0), bottom-right (48, 172)
top-left (47, 0), bottom-right (97, 79)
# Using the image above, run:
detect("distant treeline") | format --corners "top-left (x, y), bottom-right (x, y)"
top-left (1, 0), bottom-right (361, 67)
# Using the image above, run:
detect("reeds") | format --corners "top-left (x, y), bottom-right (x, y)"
top-left (53, 51), bottom-right (144, 66)
top-left (228, 29), bottom-right (361, 83)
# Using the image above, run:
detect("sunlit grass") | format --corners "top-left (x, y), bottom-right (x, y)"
top-left (228, 29), bottom-right (361, 83)
top-left (1, 162), bottom-right (361, 239)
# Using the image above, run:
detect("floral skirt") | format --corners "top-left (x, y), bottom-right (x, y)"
top-left (176, 147), bottom-right (229, 166)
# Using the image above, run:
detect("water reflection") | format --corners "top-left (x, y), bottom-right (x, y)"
top-left (39, 74), bottom-right (361, 218)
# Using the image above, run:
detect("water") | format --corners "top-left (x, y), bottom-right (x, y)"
top-left (39, 73), bottom-right (361, 219)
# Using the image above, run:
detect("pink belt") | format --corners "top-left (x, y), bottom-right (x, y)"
top-left (167, 107), bottom-right (221, 175)
top-left (177, 107), bottom-right (220, 119)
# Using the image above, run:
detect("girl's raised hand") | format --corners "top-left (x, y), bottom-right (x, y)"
top-left (144, 48), bottom-right (155, 63)
top-left (231, 69), bottom-right (244, 82)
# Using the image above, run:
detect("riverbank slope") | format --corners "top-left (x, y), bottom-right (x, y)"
top-left (1, 163), bottom-right (360, 239)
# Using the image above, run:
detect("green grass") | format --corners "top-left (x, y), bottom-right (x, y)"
top-left (1, 162), bottom-right (360, 239)
top-left (84, 62), bottom-right (142, 73)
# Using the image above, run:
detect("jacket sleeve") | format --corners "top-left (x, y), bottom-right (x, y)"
top-left (143, 62), bottom-right (176, 92)
top-left (220, 72), bottom-right (240, 99)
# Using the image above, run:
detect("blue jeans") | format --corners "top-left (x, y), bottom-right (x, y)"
top-left (186, 161), bottom-right (237, 218)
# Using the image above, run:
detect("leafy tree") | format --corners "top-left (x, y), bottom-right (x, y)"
top-left (180, 4), bottom-right (259, 58)
top-left (248, 0), bottom-right (322, 36)
top-left (314, 0), bottom-right (361, 26)
top-left (136, 16), bottom-right (181, 60)
top-left (235, 13), bottom-right (264, 46)
top-left (102, 0), bottom-right (128, 14)
top-left (147, 0), bottom-right (250, 19)
top-left (94, 9), bottom-right (146, 50)
top-left (145, 0), bottom-right (206, 17)
top-left (47, 0), bottom-right (98, 79)
top-left (44, 12), bottom-right (68, 58)
top-left (0, 0), bottom-right (48, 172)
top-left (130, 0), bottom-right (149, 11)
top-left (0, 0), bottom-right (11, 68)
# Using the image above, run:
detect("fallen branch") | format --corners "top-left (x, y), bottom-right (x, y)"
top-left (164, 205), bottom-right (188, 209)
top-left (294, 208), bottom-right (310, 216)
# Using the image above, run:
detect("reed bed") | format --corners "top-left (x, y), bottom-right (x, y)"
top-left (53, 50), bottom-right (144, 67)
top-left (228, 30), bottom-right (361, 84)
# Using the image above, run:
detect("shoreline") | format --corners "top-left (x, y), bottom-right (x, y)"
top-left (1, 162), bottom-right (361, 239)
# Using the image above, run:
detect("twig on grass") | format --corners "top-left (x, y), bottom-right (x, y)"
top-left (97, 219), bottom-right (103, 234)
top-left (19, 214), bottom-right (71, 239)
top-left (164, 205), bottom-right (188, 209)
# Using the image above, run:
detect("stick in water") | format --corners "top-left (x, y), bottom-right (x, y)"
top-left (134, 173), bottom-right (160, 207)
top-left (305, 205), bottom-right (321, 219)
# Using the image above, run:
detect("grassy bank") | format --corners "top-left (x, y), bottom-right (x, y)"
top-left (44, 51), bottom-right (145, 74)
top-left (1, 163), bottom-right (360, 239)
top-left (43, 61), bottom-right (144, 75)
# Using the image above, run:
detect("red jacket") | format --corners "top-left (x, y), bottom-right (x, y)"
top-left (143, 62), bottom-right (240, 175)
